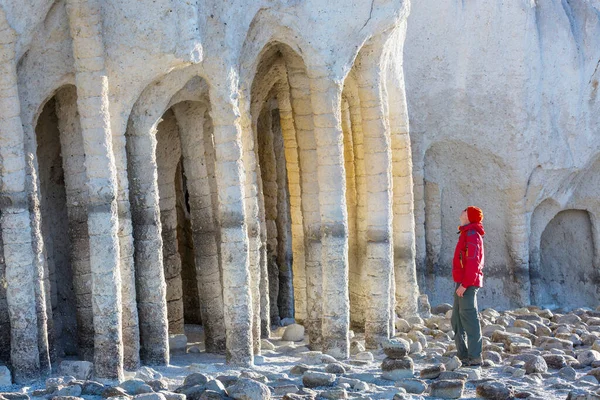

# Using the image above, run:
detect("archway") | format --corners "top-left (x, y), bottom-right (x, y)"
top-left (536, 210), bottom-right (598, 308)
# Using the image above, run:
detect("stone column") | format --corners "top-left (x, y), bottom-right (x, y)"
top-left (155, 111), bottom-right (184, 335)
top-left (172, 102), bottom-right (226, 353)
top-left (242, 102), bottom-right (264, 353)
top-left (309, 69), bottom-right (350, 359)
top-left (257, 107), bottom-right (281, 327)
top-left (0, 12), bottom-right (42, 383)
top-left (387, 49), bottom-right (419, 318)
top-left (356, 59), bottom-right (393, 348)
top-left (55, 89), bottom-right (95, 361)
top-left (126, 113), bottom-right (169, 365)
top-left (65, 0), bottom-right (124, 381)
top-left (208, 81), bottom-right (253, 366)
top-left (288, 65), bottom-right (323, 349)
top-left (271, 109), bottom-right (294, 320)
top-left (275, 82), bottom-right (305, 322)
top-left (341, 98), bottom-right (362, 329)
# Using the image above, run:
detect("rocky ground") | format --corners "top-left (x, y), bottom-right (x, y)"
top-left (2, 304), bottom-right (600, 400)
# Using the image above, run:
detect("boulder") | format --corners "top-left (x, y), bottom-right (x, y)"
top-left (205, 380), bottom-right (226, 395)
top-left (282, 324), bottom-right (305, 342)
top-left (577, 350), bottom-right (600, 366)
top-left (102, 386), bottom-right (129, 398)
top-left (524, 356), bottom-right (548, 374)
top-left (119, 379), bottom-right (154, 395)
top-left (134, 394), bottom-right (167, 400)
top-left (443, 356), bottom-right (462, 371)
top-left (199, 391), bottom-right (225, 400)
top-left (543, 354), bottom-right (567, 369)
top-left (59, 361), bottom-right (94, 380)
top-left (302, 371), bottom-right (336, 388)
top-left (396, 318), bottom-right (411, 333)
top-left (324, 363), bottom-right (346, 375)
top-left (382, 339), bottom-right (410, 359)
top-left (54, 385), bottom-right (83, 398)
top-left (381, 357), bottom-right (414, 381)
top-left (175, 384), bottom-right (207, 400)
top-left (419, 364), bottom-right (445, 379)
top-left (395, 379), bottom-right (427, 394)
top-left (184, 373), bottom-right (211, 387)
top-left (560, 366), bottom-right (578, 381)
top-left (81, 381), bottom-right (105, 396)
top-left (169, 334), bottom-right (188, 353)
top-left (476, 381), bottom-right (514, 399)
top-left (135, 367), bottom-right (163, 382)
top-left (349, 341), bottom-right (364, 355)
top-left (290, 364), bottom-right (311, 375)
top-left (482, 351), bottom-right (502, 364)
top-left (429, 380), bottom-right (464, 399)
top-left (228, 378), bottom-right (271, 400)
top-left (317, 388), bottom-right (347, 400)
top-left (432, 303), bottom-right (453, 315)
top-left (147, 380), bottom-right (169, 392)
top-left (438, 371), bottom-right (469, 381)
top-left (354, 352), bottom-right (374, 362)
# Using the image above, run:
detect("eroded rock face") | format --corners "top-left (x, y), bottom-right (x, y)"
top-left (404, 0), bottom-right (600, 311)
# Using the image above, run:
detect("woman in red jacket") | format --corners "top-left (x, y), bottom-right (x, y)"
top-left (451, 206), bottom-right (484, 366)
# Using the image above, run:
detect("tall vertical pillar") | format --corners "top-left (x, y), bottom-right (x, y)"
top-left (66, 0), bottom-right (124, 381)
top-left (356, 55), bottom-right (393, 348)
top-left (288, 65), bottom-right (323, 349)
top-left (309, 69), bottom-right (350, 359)
top-left (0, 11), bottom-right (42, 383)
top-left (208, 78), bottom-right (253, 366)
top-left (172, 102), bottom-right (227, 353)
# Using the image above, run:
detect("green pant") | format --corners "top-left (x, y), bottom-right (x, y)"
top-left (451, 283), bottom-right (482, 360)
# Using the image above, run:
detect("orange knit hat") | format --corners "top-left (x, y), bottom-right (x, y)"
top-left (466, 206), bottom-right (483, 223)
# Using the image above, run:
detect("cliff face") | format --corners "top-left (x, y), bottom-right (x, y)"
top-left (405, 0), bottom-right (600, 309)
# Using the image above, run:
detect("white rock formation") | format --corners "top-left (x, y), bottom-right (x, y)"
top-left (0, 0), bottom-right (416, 383)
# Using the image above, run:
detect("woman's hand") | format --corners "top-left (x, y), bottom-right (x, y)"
top-left (456, 284), bottom-right (467, 297)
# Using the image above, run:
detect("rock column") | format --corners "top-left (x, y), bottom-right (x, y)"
top-left (357, 55), bottom-right (393, 348)
top-left (275, 82), bottom-right (305, 322)
top-left (172, 102), bottom-right (227, 353)
top-left (0, 10), bottom-right (42, 384)
top-left (288, 65), bottom-right (323, 349)
top-left (208, 80), bottom-right (253, 366)
top-left (65, 0), bottom-right (124, 381)
top-left (386, 44), bottom-right (419, 318)
top-left (309, 70), bottom-right (350, 359)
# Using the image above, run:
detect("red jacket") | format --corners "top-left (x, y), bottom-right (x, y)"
top-left (452, 222), bottom-right (485, 287)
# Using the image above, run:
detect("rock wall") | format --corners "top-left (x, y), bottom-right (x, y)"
top-left (404, 0), bottom-right (600, 310)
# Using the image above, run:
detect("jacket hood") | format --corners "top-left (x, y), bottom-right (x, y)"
top-left (458, 222), bottom-right (485, 236)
